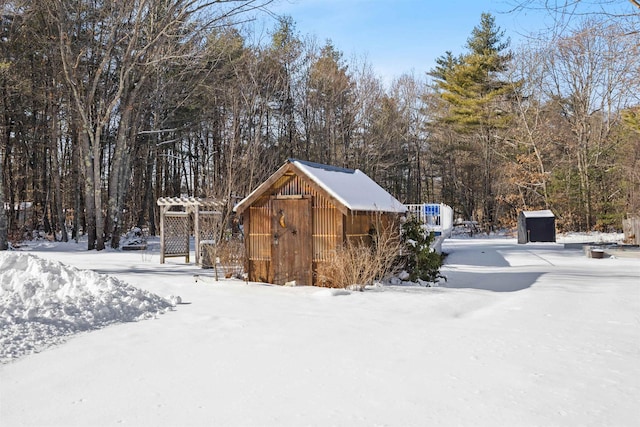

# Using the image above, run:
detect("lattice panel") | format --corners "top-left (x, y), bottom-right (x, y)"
top-left (199, 212), bottom-right (223, 242)
top-left (164, 213), bottom-right (190, 256)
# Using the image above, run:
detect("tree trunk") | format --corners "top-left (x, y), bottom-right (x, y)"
top-left (108, 105), bottom-right (135, 248)
top-left (78, 130), bottom-right (97, 250)
top-left (0, 148), bottom-right (7, 250)
top-left (92, 132), bottom-right (105, 250)
top-left (49, 100), bottom-right (68, 242)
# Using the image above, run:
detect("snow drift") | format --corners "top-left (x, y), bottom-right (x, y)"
top-left (0, 252), bottom-right (173, 362)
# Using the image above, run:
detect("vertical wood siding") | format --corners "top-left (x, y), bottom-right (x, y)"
top-left (312, 195), bottom-right (340, 261)
top-left (248, 205), bottom-right (271, 261)
top-left (246, 175), bottom-right (342, 264)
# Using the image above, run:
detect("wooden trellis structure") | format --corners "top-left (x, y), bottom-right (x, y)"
top-left (157, 197), bottom-right (224, 264)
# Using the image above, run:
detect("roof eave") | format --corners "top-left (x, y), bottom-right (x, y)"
top-left (234, 161), bottom-right (296, 215)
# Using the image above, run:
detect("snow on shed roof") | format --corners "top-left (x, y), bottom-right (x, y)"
top-left (521, 209), bottom-right (555, 218)
top-left (234, 159), bottom-right (407, 214)
top-left (292, 159), bottom-right (406, 213)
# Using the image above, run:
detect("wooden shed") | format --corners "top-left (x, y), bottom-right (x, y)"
top-left (234, 159), bottom-right (407, 286)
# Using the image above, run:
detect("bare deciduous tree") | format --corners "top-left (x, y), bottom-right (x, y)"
top-left (43, 0), bottom-right (273, 249)
top-left (542, 20), bottom-right (639, 228)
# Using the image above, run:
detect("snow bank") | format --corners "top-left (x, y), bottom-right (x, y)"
top-left (0, 252), bottom-right (173, 363)
top-left (558, 231), bottom-right (625, 243)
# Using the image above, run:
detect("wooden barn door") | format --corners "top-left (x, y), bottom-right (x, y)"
top-left (271, 197), bottom-right (312, 286)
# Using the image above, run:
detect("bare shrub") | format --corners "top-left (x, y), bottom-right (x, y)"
top-left (321, 220), bottom-right (403, 290)
top-left (201, 238), bottom-right (245, 279)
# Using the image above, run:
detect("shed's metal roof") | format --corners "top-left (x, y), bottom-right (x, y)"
top-left (234, 159), bottom-right (406, 214)
top-left (521, 209), bottom-right (555, 218)
top-left (292, 159), bottom-right (406, 213)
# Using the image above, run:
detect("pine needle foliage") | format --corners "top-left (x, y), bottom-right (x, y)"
top-left (401, 217), bottom-right (444, 284)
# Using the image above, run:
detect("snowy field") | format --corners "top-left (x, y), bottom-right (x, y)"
top-left (1, 234), bottom-right (639, 426)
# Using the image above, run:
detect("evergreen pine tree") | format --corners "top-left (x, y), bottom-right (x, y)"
top-left (401, 217), bottom-right (444, 284)
top-left (428, 13), bottom-right (519, 228)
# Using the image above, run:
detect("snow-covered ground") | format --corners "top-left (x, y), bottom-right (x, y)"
top-left (1, 234), bottom-right (638, 426)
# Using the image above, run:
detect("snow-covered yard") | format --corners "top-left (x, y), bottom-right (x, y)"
top-left (1, 235), bottom-right (639, 426)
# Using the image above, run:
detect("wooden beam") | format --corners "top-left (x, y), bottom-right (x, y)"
top-left (234, 162), bottom-right (297, 215)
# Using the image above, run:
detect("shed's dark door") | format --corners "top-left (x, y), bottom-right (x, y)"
top-left (528, 217), bottom-right (556, 242)
top-left (271, 197), bottom-right (312, 286)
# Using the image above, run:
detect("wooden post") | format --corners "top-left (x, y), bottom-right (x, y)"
top-left (159, 205), bottom-right (166, 263)
top-left (192, 205), bottom-right (200, 265)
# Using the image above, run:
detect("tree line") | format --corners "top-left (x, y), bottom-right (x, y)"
top-left (0, 0), bottom-right (638, 250)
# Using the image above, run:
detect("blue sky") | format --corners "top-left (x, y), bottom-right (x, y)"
top-left (261, 0), bottom-right (557, 84)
